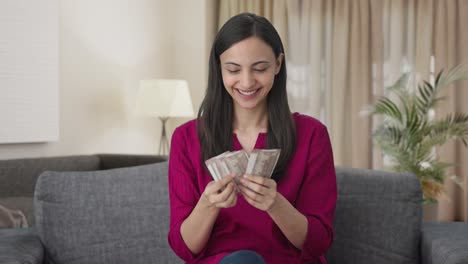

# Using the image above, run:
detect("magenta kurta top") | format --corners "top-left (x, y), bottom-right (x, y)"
top-left (168, 113), bottom-right (337, 264)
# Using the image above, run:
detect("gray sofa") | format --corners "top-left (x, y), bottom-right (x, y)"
top-left (1, 154), bottom-right (467, 264)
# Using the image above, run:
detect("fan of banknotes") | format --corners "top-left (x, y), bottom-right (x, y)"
top-left (205, 149), bottom-right (281, 183)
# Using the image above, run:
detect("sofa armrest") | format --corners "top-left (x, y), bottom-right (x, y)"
top-left (0, 228), bottom-right (44, 264)
top-left (96, 153), bottom-right (168, 170)
top-left (421, 222), bottom-right (468, 264)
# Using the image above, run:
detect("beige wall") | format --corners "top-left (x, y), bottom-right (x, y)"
top-left (166, 0), bottom-right (217, 135)
top-left (0, 0), bottom-right (217, 159)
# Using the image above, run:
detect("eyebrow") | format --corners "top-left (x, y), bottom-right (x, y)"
top-left (224, 61), bottom-right (270, 67)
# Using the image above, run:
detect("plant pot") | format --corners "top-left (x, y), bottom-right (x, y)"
top-left (423, 203), bottom-right (439, 221)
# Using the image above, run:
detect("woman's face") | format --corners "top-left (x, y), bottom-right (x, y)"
top-left (220, 36), bottom-right (283, 111)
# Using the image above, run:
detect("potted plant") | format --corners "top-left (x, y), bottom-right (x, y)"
top-left (363, 64), bottom-right (468, 204)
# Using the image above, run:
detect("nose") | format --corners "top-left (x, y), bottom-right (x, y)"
top-left (239, 71), bottom-right (255, 89)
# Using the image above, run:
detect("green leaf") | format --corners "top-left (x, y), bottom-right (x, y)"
top-left (374, 97), bottom-right (403, 123)
top-left (435, 69), bottom-right (443, 86)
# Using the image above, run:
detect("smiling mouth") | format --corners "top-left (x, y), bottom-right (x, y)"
top-left (236, 88), bottom-right (260, 96)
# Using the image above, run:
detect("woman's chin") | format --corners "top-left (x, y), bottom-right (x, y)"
top-left (233, 99), bottom-right (266, 111)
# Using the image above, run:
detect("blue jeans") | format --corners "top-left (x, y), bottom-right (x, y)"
top-left (218, 250), bottom-right (265, 264)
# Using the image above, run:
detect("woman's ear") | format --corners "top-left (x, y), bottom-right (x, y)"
top-left (275, 53), bottom-right (284, 75)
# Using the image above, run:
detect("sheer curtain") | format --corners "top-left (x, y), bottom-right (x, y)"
top-left (286, 0), bottom-right (373, 169)
top-left (217, 0), bottom-right (468, 221)
top-left (431, 0), bottom-right (468, 221)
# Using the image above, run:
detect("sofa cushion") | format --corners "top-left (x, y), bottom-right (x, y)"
top-left (326, 167), bottom-right (422, 264)
top-left (34, 161), bottom-right (182, 264)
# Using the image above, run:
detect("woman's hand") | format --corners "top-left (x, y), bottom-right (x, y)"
top-left (201, 175), bottom-right (238, 209)
top-left (238, 174), bottom-right (278, 211)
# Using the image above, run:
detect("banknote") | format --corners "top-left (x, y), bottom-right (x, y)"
top-left (219, 150), bottom-right (249, 186)
top-left (205, 152), bottom-right (230, 181)
top-left (220, 150), bottom-right (248, 176)
top-left (205, 158), bottom-right (221, 181)
top-left (245, 149), bottom-right (281, 177)
top-left (205, 149), bottom-right (280, 182)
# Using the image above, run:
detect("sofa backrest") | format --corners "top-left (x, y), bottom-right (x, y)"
top-left (0, 155), bottom-right (101, 198)
top-left (0, 154), bottom-right (168, 226)
top-left (31, 159), bottom-right (423, 264)
top-left (326, 167), bottom-right (422, 264)
top-left (34, 161), bottom-right (182, 264)
top-left (0, 154), bottom-right (169, 198)
top-left (97, 154), bottom-right (168, 170)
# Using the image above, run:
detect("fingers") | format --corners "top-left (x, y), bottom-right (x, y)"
top-left (239, 174), bottom-right (277, 211)
top-left (214, 182), bottom-right (235, 203)
top-left (241, 190), bottom-right (262, 208)
top-left (202, 174), bottom-right (276, 210)
top-left (204, 180), bottom-right (237, 208)
top-left (206, 174), bottom-right (235, 194)
top-left (220, 173), bottom-right (236, 184)
top-left (216, 184), bottom-right (238, 208)
top-left (242, 174), bottom-right (269, 187)
top-left (215, 174), bottom-right (236, 189)
top-left (240, 174), bottom-right (274, 193)
top-left (238, 184), bottom-right (261, 203)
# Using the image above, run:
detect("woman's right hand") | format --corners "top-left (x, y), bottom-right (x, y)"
top-left (201, 175), bottom-right (238, 209)
top-left (179, 175), bottom-right (238, 255)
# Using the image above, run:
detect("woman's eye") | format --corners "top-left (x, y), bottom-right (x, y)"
top-left (254, 68), bottom-right (267, 73)
top-left (227, 69), bottom-right (240, 74)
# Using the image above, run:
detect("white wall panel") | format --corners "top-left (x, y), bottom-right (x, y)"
top-left (0, 0), bottom-right (59, 143)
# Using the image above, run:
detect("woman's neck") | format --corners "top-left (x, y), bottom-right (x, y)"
top-left (233, 105), bottom-right (268, 133)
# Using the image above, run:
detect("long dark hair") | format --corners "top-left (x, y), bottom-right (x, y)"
top-left (197, 13), bottom-right (296, 181)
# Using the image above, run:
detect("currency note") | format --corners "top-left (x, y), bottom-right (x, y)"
top-left (205, 158), bottom-right (221, 181)
top-left (219, 150), bottom-right (248, 187)
top-left (206, 149), bottom-right (280, 182)
top-left (245, 149), bottom-right (281, 177)
top-left (205, 152), bottom-right (231, 181)
top-left (220, 150), bottom-right (248, 176)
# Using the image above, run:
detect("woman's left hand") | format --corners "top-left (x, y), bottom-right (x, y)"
top-left (238, 174), bottom-right (278, 211)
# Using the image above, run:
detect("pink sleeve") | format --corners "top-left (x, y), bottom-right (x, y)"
top-left (296, 124), bottom-right (337, 261)
top-left (167, 126), bottom-right (205, 261)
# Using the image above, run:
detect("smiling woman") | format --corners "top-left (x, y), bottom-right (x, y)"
top-left (220, 37), bottom-right (283, 111)
top-left (167, 13), bottom-right (337, 264)
top-left (198, 13), bottom-right (295, 176)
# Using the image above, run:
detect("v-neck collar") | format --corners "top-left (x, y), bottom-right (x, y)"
top-left (232, 132), bottom-right (267, 151)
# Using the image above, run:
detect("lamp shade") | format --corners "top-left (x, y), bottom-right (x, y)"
top-left (136, 79), bottom-right (194, 117)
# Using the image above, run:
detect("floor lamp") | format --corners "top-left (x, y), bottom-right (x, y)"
top-left (136, 79), bottom-right (194, 156)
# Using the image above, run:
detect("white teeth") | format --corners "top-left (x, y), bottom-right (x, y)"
top-left (238, 89), bottom-right (257, 96)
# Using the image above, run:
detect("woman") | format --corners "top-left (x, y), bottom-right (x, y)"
top-left (168, 13), bottom-right (337, 264)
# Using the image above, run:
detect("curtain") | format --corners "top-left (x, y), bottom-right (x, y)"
top-left (286, 0), bottom-right (374, 168)
top-left (216, 0), bottom-right (468, 221)
top-left (432, 0), bottom-right (468, 221)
